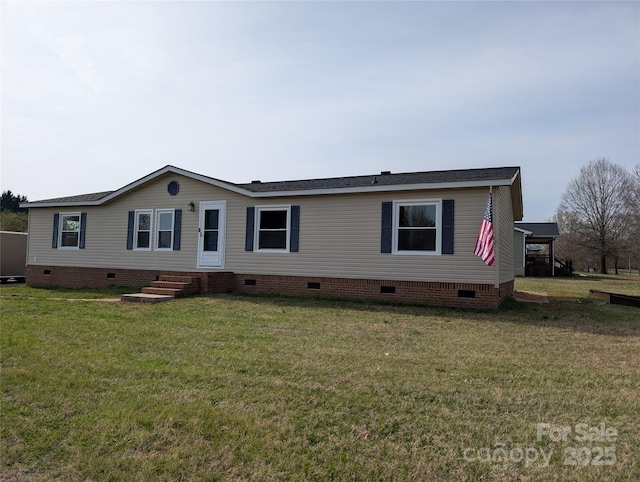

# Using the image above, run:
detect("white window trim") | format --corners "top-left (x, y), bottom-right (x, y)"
top-left (254, 205), bottom-right (291, 253)
top-left (392, 199), bottom-right (442, 255)
top-left (133, 209), bottom-right (153, 251)
top-left (58, 212), bottom-right (81, 249)
top-left (155, 208), bottom-right (175, 251)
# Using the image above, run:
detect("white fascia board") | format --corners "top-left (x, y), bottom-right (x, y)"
top-left (514, 227), bottom-right (533, 234)
top-left (249, 178), bottom-right (514, 198)
top-left (21, 202), bottom-right (95, 208)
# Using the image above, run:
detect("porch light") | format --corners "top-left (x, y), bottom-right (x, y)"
top-left (188, 202), bottom-right (195, 212)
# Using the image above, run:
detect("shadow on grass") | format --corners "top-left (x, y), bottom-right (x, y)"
top-left (212, 292), bottom-right (640, 338)
top-left (0, 284), bottom-right (138, 298)
top-left (7, 284), bottom-right (637, 338)
top-left (489, 297), bottom-right (639, 337)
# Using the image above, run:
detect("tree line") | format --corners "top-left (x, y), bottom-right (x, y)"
top-left (1, 191), bottom-right (29, 232)
top-left (555, 158), bottom-right (639, 274)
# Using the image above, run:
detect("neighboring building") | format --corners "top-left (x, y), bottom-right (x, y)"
top-left (513, 226), bottom-right (532, 277)
top-left (0, 231), bottom-right (28, 282)
top-left (514, 222), bottom-right (560, 277)
top-left (21, 165), bottom-right (523, 308)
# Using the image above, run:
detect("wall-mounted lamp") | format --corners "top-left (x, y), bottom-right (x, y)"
top-left (188, 202), bottom-right (195, 212)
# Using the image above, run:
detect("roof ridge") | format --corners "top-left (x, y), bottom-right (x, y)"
top-left (23, 165), bottom-right (521, 206)
top-left (237, 165), bottom-right (520, 186)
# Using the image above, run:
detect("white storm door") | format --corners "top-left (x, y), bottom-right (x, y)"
top-left (198, 201), bottom-right (226, 268)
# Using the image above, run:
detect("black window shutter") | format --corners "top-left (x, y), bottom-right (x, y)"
top-left (52, 213), bottom-right (60, 249)
top-left (245, 207), bottom-right (255, 251)
top-left (381, 201), bottom-right (393, 253)
top-left (173, 209), bottom-right (182, 250)
top-left (79, 212), bottom-right (87, 249)
top-left (126, 211), bottom-right (135, 250)
top-left (290, 205), bottom-right (300, 252)
top-left (442, 199), bottom-right (455, 254)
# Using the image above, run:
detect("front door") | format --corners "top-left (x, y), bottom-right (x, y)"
top-left (198, 201), bottom-right (226, 268)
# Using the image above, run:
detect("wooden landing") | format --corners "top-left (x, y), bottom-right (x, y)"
top-left (589, 290), bottom-right (640, 308)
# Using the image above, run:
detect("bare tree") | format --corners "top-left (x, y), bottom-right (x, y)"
top-left (625, 164), bottom-right (640, 271)
top-left (559, 158), bottom-right (633, 274)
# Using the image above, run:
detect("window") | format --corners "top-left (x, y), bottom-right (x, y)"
top-left (53, 212), bottom-right (86, 249)
top-left (394, 200), bottom-right (441, 254)
top-left (203, 209), bottom-right (219, 252)
top-left (127, 209), bottom-right (181, 251)
top-left (156, 209), bottom-right (175, 250)
top-left (256, 206), bottom-right (290, 251)
top-left (59, 213), bottom-right (81, 248)
top-left (134, 210), bottom-right (152, 250)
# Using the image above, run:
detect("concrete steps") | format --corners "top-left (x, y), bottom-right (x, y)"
top-left (120, 293), bottom-right (174, 303)
top-left (121, 275), bottom-right (201, 303)
top-left (141, 287), bottom-right (183, 297)
top-left (149, 280), bottom-right (190, 290)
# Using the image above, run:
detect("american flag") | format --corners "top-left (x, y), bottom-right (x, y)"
top-left (474, 191), bottom-right (495, 266)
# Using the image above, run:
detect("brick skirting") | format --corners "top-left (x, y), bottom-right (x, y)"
top-left (234, 274), bottom-right (513, 309)
top-left (26, 265), bottom-right (161, 290)
top-left (25, 266), bottom-right (235, 294)
top-left (26, 265), bottom-right (513, 309)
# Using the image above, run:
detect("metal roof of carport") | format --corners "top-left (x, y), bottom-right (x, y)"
top-left (515, 222), bottom-right (560, 238)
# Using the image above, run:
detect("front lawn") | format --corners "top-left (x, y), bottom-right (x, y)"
top-left (1, 279), bottom-right (638, 480)
top-left (515, 272), bottom-right (640, 298)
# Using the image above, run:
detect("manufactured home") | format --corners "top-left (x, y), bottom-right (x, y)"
top-left (21, 165), bottom-right (522, 308)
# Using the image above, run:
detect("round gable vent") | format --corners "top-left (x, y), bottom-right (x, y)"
top-left (167, 180), bottom-right (180, 196)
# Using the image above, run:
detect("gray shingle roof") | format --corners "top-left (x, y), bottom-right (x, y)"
top-left (237, 166), bottom-right (520, 193)
top-left (515, 222), bottom-right (560, 237)
top-left (32, 191), bottom-right (115, 204)
top-left (24, 165), bottom-right (520, 206)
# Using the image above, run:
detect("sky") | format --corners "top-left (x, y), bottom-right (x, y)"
top-left (1, 1), bottom-right (638, 221)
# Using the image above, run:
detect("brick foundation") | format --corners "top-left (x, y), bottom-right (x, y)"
top-left (234, 274), bottom-right (513, 309)
top-left (25, 265), bottom-right (234, 294)
top-left (26, 265), bottom-right (513, 309)
top-left (26, 265), bottom-right (161, 290)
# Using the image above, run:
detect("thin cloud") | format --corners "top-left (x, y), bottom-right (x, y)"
top-left (1, 1), bottom-right (638, 222)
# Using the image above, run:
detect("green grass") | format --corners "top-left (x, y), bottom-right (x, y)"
top-left (515, 273), bottom-right (640, 299)
top-left (2, 277), bottom-right (639, 481)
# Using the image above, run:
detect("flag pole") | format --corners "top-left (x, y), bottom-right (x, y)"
top-left (491, 186), bottom-right (499, 289)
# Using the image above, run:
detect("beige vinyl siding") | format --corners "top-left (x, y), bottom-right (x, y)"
top-left (229, 189), bottom-right (496, 284)
top-left (27, 172), bottom-right (511, 285)
top-left (495, 185), bottom-right (515, 284)
top-left (25, 173), bottom-right (245, 272)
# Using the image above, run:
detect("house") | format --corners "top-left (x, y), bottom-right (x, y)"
top-left (513, 225), bottom-right (532, 277)
top-left (21, 165), bottom-right (523, 308)
top-left (514, 222), bottom-right (560, 277)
